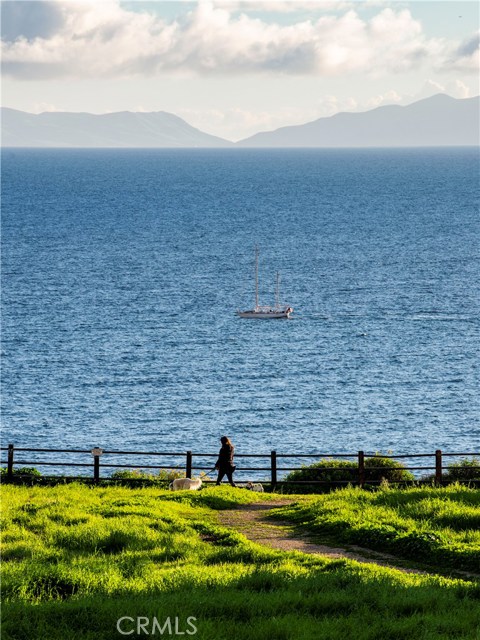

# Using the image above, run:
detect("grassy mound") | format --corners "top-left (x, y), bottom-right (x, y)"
top-left (271, 484), bottom-right (480, 573)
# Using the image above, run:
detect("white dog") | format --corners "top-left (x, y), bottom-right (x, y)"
top-left (169, 477), bottom-right (202, 491)
top-left (245, 482), bottom-right (264, 492)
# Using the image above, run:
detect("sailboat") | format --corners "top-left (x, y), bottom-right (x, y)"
top-left (237, 246), bottom-right (293, 319)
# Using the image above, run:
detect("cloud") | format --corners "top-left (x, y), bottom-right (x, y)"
top-left (1, 1), bottom-right (474, 80)
top-left (212, 1), bottom-right (356, 13)
top-left (449, 79), bottom-right (471, 99)
top-left (212, 1), bottom-right (395, 13)
top-left (314, 94), bottom-right (359, 116)
top-left (365, 89), bottom-right (402, 108)
top-left (31, 101), bottom-right (61, 113)
top-left (416, 79), bottom-right (472, 100)
top-left (457, 31), bottom-right (480, 57)
top-left (0, 1), bottom-right (65, 42)
top-left (444, 31), bottom-right (480, 72)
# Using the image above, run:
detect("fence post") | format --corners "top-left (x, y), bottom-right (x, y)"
top-left (186, 451), bottom-right (192, 479)
top-left (435, 449), bottom-right (442, 485)
top-left (93, 455), bottom-right (100, 483)
top-left (7, 444), bottom-right (14, 480)
top-left (271, 450), bottom-right (277, 491)
top-left (358, 450), bottom-right (365, 489)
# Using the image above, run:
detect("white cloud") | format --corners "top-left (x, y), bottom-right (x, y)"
top-left (2, 1), bottom-right (468, 80)
top-left (314, 94), bottom-right (358, 116)
top-left (212, 1), bottom-right (396, 13)
top-left (417, 79), bottom-right (446, 97)
top-left (450, 79), bottom-right (471, 99)
top-left (416, 78), bottom-right (472, 100)
top-left (212, 1), bottom-right (356, 13)
top-left (365, 89), bottom-right (402, 108)
top-left (31, 101), bottom-right (61, 113)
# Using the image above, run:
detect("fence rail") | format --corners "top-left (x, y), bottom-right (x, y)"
top-left (1, 444), bottom-right (479, 489)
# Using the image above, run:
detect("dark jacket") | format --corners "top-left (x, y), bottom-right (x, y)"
top-left (216, 444), bottom-right (235, 470)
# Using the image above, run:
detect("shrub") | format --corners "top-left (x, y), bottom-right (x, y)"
top-left (282, 459), bottom-right (358, 493)
top-left (1, 467), bottom-right (42, 478)
top-left (444, 458), bottom-right (480, 482)
top-left (282, 456), bottom-right (413, 493)
top-left (364, 455), bottom-right (414, 483)
top-left (110, 469), bottom-right (184, 487)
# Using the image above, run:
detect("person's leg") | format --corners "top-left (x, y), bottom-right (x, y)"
top-left (216, 470), bottom-right (225, 485)
top-left (226, 469), bottom-right (236, 487)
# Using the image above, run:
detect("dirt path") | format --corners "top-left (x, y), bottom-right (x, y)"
top-left (217, 501), bottom-right (476, 578)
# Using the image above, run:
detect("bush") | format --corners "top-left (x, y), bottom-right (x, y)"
top-left (364, 455), bottom-right (414, 483)
top-left (282, 456), bottom-right (413, 493)
top-left (420, 458), bottom-right (480, 484)
top-left (282, 459), bottom-right (358, 493)
top-left (110, 468), bottom-right (184, 487)
top-left (444, 458), bottom-right (480, 482)
top-left (1, 467), bottom-right (41, 478)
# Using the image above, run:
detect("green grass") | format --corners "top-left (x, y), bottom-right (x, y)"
top-left (272, 484), bottom-right (480, 573)
top-left (1, 484), bottom-right (480, 640)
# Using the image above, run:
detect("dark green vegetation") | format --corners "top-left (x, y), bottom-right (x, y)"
top-left (272, 485), bottom-right (480, 573)
top-left (3, 456), bottom-right (478, 489)
top-left (0, 467), bottom-right (185, 488)
top-left (1, 484), bottom-right (480, 640)
top-left (0, 466), bottom-right (42, 478)
top-left (110, 468), bottom-right (185, 487)
top-left (282, 456), bottom-right (480, 493)
top-left (444, 458), bottom-right (480, 482)
top-left (283, 456), bottom-right (414, 492)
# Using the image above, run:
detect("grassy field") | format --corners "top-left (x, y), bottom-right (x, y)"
top-left (1, 484), bottom-right (480, 640)
top-left (272, 484), bottom-right (480, 574)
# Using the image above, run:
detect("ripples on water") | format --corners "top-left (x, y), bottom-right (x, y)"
top-left (1, 148), bottom-right (479, 474)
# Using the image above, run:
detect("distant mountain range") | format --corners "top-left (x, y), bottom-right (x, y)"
top-left (1, 95), bottom-right (479, 148)
top-left (239, 94), bottom-right (480, 147)
top-left (0, 108), bottom-right (231, 148)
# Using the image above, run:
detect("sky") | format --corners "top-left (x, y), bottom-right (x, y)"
top-left (1, 0), bottom-right (479, 140)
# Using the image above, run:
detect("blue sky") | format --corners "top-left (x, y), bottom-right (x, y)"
top-left (1, 1), bottom-right (479, 140)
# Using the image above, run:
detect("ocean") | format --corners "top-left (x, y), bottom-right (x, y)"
top-left (1, 148), bottom-right (479, 474)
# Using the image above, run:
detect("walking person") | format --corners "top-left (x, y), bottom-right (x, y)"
top-left (215, 436), bottom-right (236, 487)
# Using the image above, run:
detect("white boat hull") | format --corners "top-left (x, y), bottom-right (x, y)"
top-left (237, 309), bottom-right (292, 319)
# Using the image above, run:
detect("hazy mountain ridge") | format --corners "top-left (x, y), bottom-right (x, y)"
top-left (238, 95), bottom-right (480, 147)
top-left (0, 108), bottom-right (232, 148)
top-left (1, 95), bottom-right (479, 148)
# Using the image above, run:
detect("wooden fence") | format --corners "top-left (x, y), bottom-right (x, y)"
top-left (1, 444), bottom-right (479, 489)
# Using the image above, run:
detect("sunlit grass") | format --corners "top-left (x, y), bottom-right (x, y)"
top-left (272, 484), bottom-right (480, 572)
top-left (1, 484), bottom-right (479, 640)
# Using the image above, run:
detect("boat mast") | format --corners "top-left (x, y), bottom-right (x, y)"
top-left (255, 245), bottom-right (259, 309)
top-left (275, 271), bottom-right (280, 308)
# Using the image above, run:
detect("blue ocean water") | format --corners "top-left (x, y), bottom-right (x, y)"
top-left (1, 148), bottom-right (479, 474)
